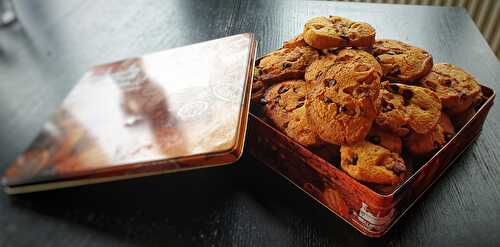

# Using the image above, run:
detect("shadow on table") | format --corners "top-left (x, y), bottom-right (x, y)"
top-left (5, 153), bottom-right (417, 246)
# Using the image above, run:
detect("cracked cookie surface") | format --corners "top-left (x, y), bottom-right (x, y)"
top-left (257, 45), bottom-right (319, 84)
top-left (262, 80), bottom-right (322, 146)
top-left (405, 112), bottom-right (455, 156)
top-left (372, 39), bottom-right (433, 82)
top-left (419, 63), bottom-right (482, 116)
top-left (340, 141), bottom-right (407, 185)
top-left (375, 81), bottom-right (441, 136)
top-left (303, 16), bottom-right (376, 49)
top-left (305, 49), bottom-right (382, 144)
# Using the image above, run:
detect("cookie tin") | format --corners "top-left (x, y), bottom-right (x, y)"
top-left (247, 77), bottom-right (495, 237)
top-left (2, 33), bottom-right (257, 194)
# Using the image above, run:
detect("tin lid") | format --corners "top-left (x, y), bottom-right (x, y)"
top-left (2, 33), bottom-right (257, 194)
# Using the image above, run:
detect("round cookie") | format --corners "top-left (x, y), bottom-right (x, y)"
top-left (405, 113), bottom-right (455, 156)
top-left (372, 39), bottom-right (433, 82)
top-left (257, 45), bottom-right (319, 84)
top-left (305, 48), bottom-right (383, 97)
top-left (366, 126), bottom-right (402, 154)
top-left (419, 63), bottom-right (482, 116)
top-left (262, 80), bottom-right (322, 147)
top-left (375, 81), bottom-right (442, 136)
top-left (340, 141), bottom-right (407, 185)
top-left (304, 49), bottom-right (382, 144)
top-left (303, 16), bottom-right (376, 49)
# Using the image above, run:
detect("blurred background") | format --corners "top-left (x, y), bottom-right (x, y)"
top-left (330, 0), bottom-right (500, 59)
top-left (2, 0), bottom-right (499, 58)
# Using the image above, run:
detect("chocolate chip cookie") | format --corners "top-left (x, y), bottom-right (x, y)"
top-left (340, 141), bottom-right (407, 185)
top-left (366, 126), bottom-right (402, 154)
top-left (375, 81), bottom-right (442, 136)
top-left (257, 45), bottom-right (319, 84)
top-left (262, 80), bottom-right (322, 147)
top-left (303, 16), bottom-right (376, 49)
top-left (405, 113), bottom-right (455, 156)
top-left (305, 49), bottom-right (382, 144)
top-left (251, 68), bottom-right (266, 103)
top-left (419, 63), bottom-right (482, 116)
top-left (305, 48), bottom-right (383, 95)
top-left (372, 39), bottom-right (433, 82)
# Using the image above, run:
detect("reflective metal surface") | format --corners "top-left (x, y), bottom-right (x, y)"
top-left (3, 33), bottom-right (256, 189)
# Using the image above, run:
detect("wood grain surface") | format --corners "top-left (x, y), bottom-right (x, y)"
top-left (1, 0), bottom-right (499, 246)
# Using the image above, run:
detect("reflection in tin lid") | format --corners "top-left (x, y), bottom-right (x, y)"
top-left (2, 33), bottom-right (257, 194)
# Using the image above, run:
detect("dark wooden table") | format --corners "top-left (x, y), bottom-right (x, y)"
top-left (1, 1), bottom-right (499, 246)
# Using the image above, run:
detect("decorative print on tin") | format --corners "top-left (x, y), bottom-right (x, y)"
top-left (2, 33), bottom-right (256, 194)
top-left (248, 85), bottom-right (495, 237)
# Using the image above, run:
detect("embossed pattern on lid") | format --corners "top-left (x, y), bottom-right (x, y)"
top-left (3, 33), bottom-right (256, 193)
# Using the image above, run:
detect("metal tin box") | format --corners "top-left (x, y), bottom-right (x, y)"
top-left (247, 85), bottom-right (495, 237)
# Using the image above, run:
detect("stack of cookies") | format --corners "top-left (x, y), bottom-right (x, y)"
top-left (253, 16), bottom-right (484, 186)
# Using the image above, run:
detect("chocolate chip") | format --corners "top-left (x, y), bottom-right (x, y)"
top-left (340, 34), bottom-right (350, 41)
top-left (369, 135), bottom-right (381, 144)
top-left (260, 98), bottom-right (268, 105)
top-left (402, 89), bottom-right (414, 106)
top-left (443, 79), bottom-right (452, 86)
top-left (296, 102), bottom-right (304, 108)
top-left (338, 105), bottom-right (347, 113)
top-left (389, 84), bottom-right (400, 93)
top-left (381, 99), bottom-right (394, 113)
top-left (278, 87), bottom-right (289, 94)
top-left (323, 97), bottom-right (333, 104)
top-left (282, 63), bottom-right (292, 69)
top-left (389, 67), bottom-right (401, 76)
top-left (392, 162), bottom-right (406, 175)
top-left (402, 89), bottom-right (414, 100)
top-left (298, 96), bottom-right (305, 102)
top-left (348, 155), bottom-right (358, 165)
top-left (326, 79), bottom-right (337, 87)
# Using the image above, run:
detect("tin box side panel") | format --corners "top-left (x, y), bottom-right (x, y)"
top-left (390, 87), bottom-right (495, 222)
top-left (247, 113), bottom-right (398, 237)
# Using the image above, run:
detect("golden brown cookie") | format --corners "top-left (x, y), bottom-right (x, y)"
top-left (454, 107), bottom-right (476, 129)
top-left (306, 49), bottom-right (383, 98)
top-left (340, 141), bottom-right (407, 185)
top-left (366, 126), bottom-right (402, 154)
top-left (262, 80), bottom-right (322, 146)
top-left (257, 45), bottom-right (319, 84)
top-left (251, 67), bottom-right (266, 103)
top-left (372, 39), bottom-right (433, 82)
top-left (305, 49), bottom-right (382, 144)
top-left (405, 113), bottom-right (455, 156)
top-left (303, 16), bottom-right (376, 49)
top-left (375, 81), bottom-right (442, 136)
top-left (419, 63), bottom-right (482, 116)
top-left (283, 34), bottom-right (308, 49)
